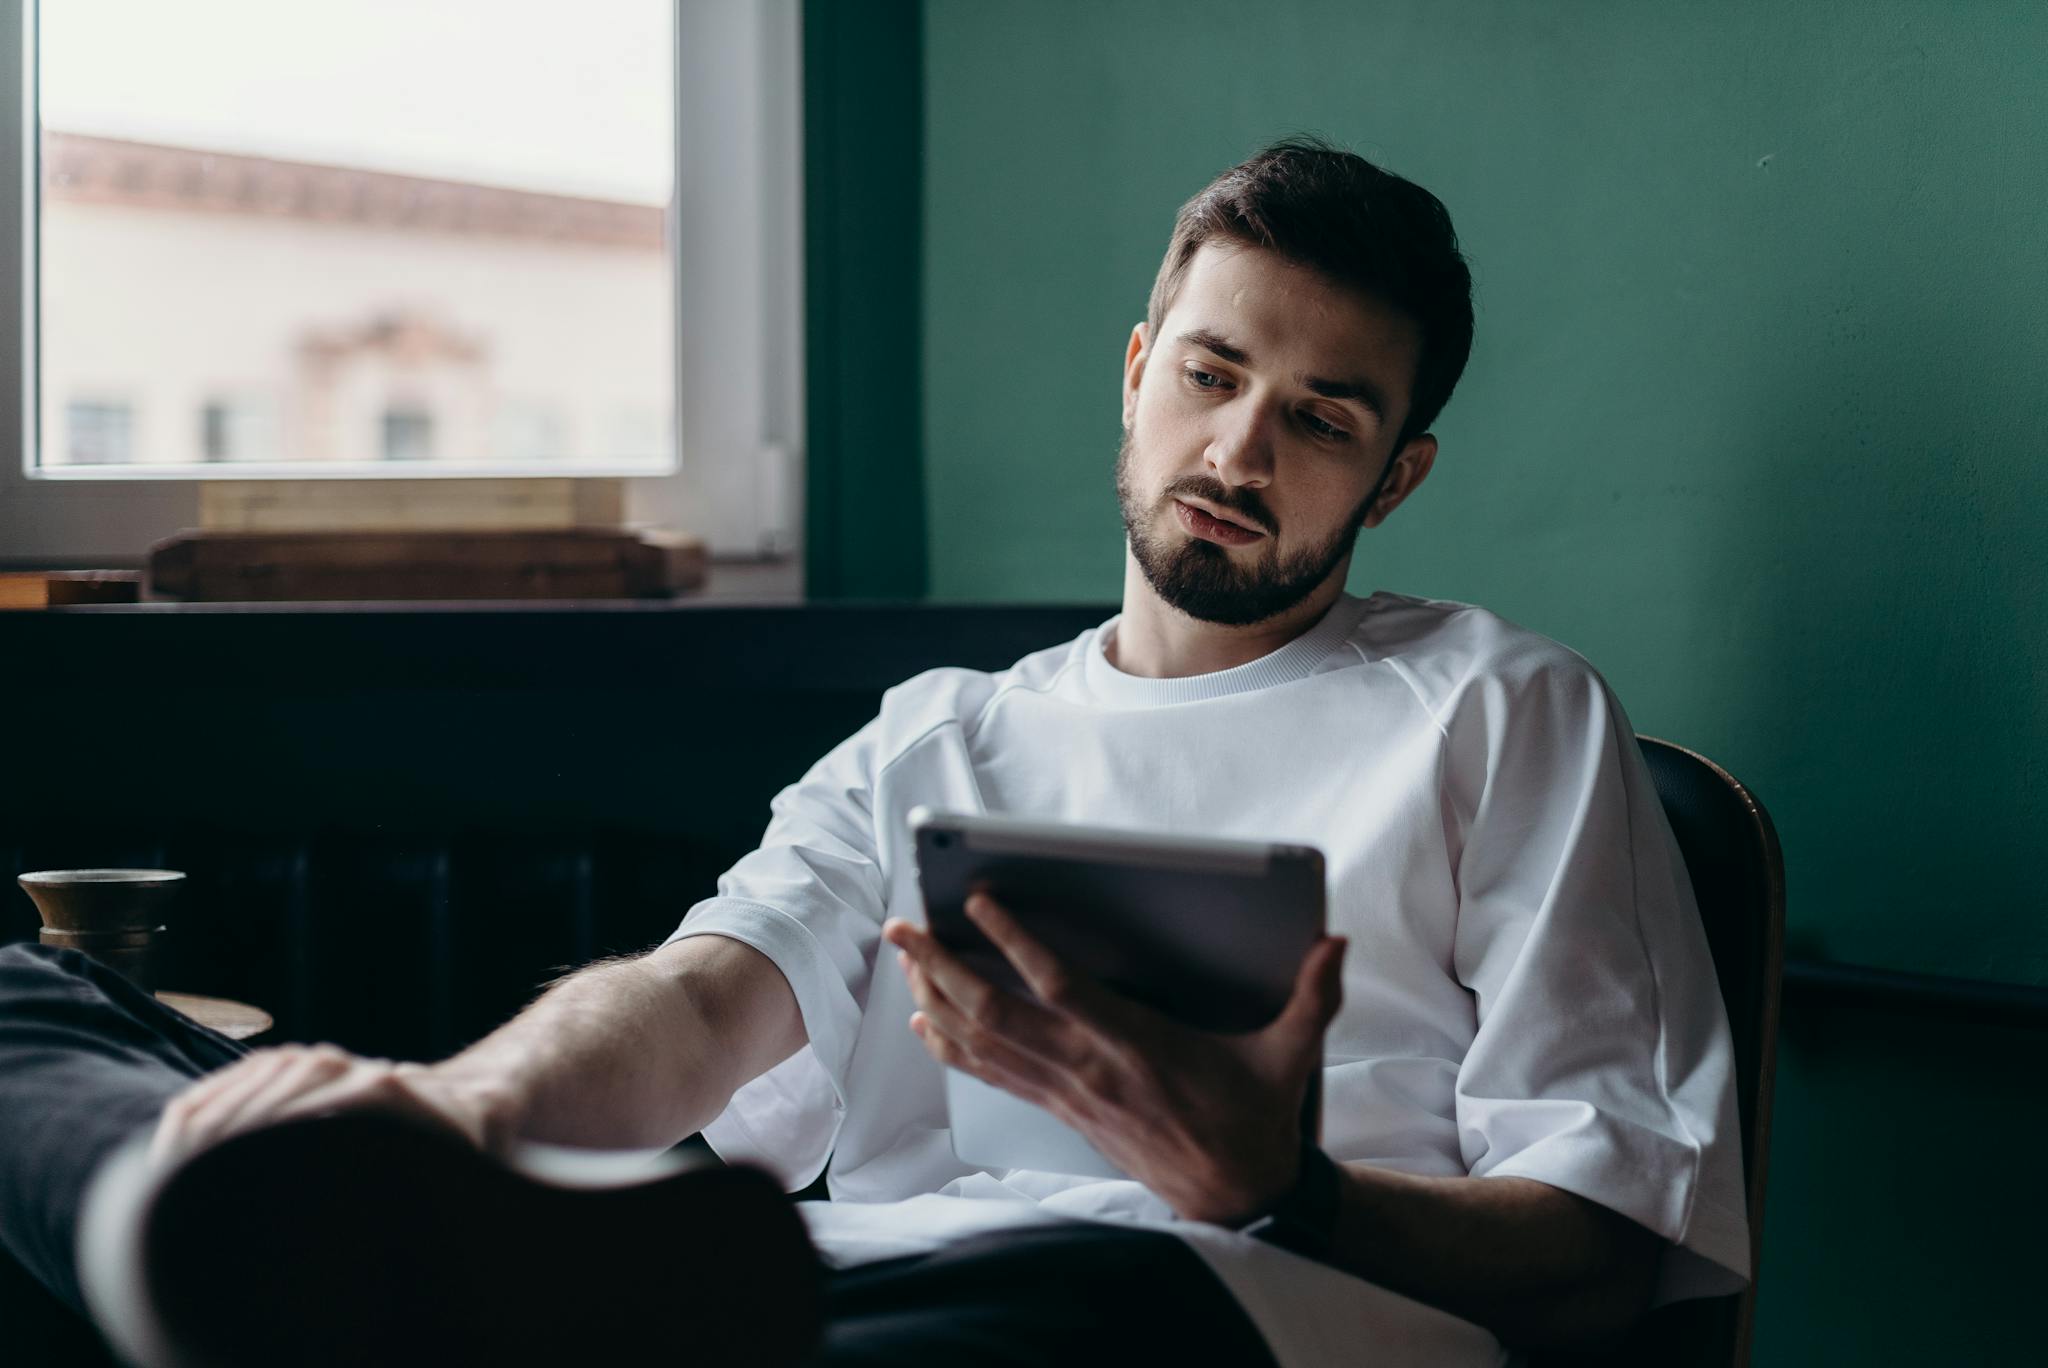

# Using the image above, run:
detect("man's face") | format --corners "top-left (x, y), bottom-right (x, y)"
top-left (1116, 242), bottom-right (1433, 628)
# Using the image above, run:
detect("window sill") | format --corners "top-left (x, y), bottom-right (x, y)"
top-left (0, 553), bottom-right (808, 609)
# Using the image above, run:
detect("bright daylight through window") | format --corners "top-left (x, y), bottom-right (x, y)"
top-left (34, 0), bottom-right (676, 476)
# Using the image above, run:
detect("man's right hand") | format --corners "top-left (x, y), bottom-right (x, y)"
top-left (146, 934), bottom-right (804, 1172)
top-left (148, 1044), bottom-right (518, 1172)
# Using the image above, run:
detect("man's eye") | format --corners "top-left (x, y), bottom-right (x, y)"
top-left (1184, 368), bottom-right (1225, 390)
top-left (1302, 413), bottom-right (1349, 441)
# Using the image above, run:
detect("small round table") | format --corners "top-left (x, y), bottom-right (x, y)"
top-left (156, 990), bottom-right (274, 1042)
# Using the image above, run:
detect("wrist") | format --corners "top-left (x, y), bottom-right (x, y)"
top-left (1235, 1137), bottom-right (1343, 1262)
top-left (415, 1057), bottom-right (526, 1154)
top-left (1210, 1141), bottom-right (1304, 1227)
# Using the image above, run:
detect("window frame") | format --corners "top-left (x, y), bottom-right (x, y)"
top-left (0, 0), bottom-right (805, 566)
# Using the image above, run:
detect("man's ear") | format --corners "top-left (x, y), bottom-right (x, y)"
top-left (1362, 433), bottom-right (1438, 529)
top-left (1121, 323), bottom-right (1149, 431)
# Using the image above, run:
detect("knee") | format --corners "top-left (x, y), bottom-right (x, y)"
top-left (0, 941), bottom-right (160, 1020)
top-left (0, 941), bottom-right (66, 999)
top-left (0, 939), bottom-right (98, 981)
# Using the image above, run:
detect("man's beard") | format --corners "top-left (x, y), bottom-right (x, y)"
top-left (1113, 426), bottom-right (1374, 628)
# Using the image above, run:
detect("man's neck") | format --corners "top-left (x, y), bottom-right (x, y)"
top-left (1106, 556), bottom-right (1350, 679)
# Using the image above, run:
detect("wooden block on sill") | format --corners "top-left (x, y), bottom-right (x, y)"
top-left (0, 571), bottom-right (143, 609)
top-left (147, 529), bottom-right (706, 601)
top-left (199, 478), bottom-right (626, 532)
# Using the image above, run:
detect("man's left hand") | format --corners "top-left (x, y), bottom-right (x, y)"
top-left (881, 893), bottom-right (1346, 1226)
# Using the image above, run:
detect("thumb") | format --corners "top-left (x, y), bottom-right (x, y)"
top-left (1268, 935), bottom-right (1347, 1049)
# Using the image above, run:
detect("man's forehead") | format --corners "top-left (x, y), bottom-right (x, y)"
top-left (1163, 243), bottom-right (1420, 398)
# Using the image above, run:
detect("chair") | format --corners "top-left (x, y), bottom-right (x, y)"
top-left (1537, 737), bottom-right (1786, 1368)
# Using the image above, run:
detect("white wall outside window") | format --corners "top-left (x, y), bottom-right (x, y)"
top-left (0, 0), bottom-right (804, 566)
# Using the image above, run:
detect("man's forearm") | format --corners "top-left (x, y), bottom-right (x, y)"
top-left (1326, 1165), bottom-right (1662, 1351)
top-left (427, 934), bottom-right (805, 1152)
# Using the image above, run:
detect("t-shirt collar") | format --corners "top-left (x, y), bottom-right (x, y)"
top-left (1082, 591), bottom-right (1374, 707)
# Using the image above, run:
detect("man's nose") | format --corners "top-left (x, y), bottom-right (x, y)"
top-left (1205, 400), bottom-right (1278, 488)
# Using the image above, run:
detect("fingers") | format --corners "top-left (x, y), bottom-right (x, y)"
top-left (883, 916), bottom-right (1079, 1066)
top-left (904, 991), bottom-right (1066, 1117)
top-left (211, 1045), bottom-right (359, 1135)
top-left (888, 918), bottom-right (1134, 1132)
top-left (910, 1012), bottom-right (1064, 1114)
top-left (147, 1045), bottom-right (496, 1177)
top-left (960, 894), bottom-right (1123, 1032)
top-left (150, 1053), bottom-right (276, 1167)
top-left (901, 954), bottom-right (1064, 1090)
top-left (257, 1060), bottom-right (422, 1132)
top-left (150, 1045), bottom-right (354, 1168)
top-left (148, 1045), bottom-right (445, 1167)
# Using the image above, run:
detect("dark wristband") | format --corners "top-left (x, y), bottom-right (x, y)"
top-left (1238, 1137), bottom-right (1343, 1262)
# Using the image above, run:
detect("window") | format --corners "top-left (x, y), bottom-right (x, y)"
top-left (37, 0), bottom-right (672, 478)
top-left (0, 0), bottom-right (805, 566)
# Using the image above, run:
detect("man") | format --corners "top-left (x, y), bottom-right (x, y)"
top-left (0, 139), bottom-right (1749, 1367)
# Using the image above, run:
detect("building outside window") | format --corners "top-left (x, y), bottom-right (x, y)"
top-left (494, 403), bottom-right (568, 464)
top-left (34, 0), bottom-right (674, 475)
top-left (63, 398), bottom-right (132, 464)
top-left (1, 0), bottom-right (805, 567)
top-left (608, 407), bottom-right (669, 466)
top-left (380, 407), bottom-right (435, 462)
top-left (200, 397), bottom-right (280, 462)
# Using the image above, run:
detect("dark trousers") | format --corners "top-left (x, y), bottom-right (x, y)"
top-left (0, 943), bottom-right (1279, 1367)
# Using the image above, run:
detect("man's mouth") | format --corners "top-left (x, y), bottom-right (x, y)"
top-left (1174, 499), bottom-right (1265, 546)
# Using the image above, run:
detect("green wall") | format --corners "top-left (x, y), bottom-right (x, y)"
top-left (901, 1), bottom-right (2048, 1361)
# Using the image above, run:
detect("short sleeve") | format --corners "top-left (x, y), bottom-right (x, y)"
top-left (663, 713), bottom-right (888, 1190)
top-left (1446, 652), bottom-right (1752, 1302)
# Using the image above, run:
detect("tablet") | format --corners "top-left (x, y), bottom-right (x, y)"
top-left (908, 806), bottom-right (1325, 1180)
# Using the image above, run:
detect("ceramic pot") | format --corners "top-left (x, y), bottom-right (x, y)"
top-left (18, 869), bottom-right (183, 991)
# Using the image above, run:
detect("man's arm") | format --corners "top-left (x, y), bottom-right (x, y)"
top-left (151, 933), bottom-right (804, 1165)
top-left (432, 932), bottom-right (806, 1150)
top-left (1325, 1165), bottom-right (1663, 1352)
top-left (886, 896), bottom-right (1663, 1355)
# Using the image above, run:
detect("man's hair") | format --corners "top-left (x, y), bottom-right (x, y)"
top-left (1145, 137), bottom-right (1475, 446)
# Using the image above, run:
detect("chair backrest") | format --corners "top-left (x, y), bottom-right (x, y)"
top-left (1640, 736), bottom-right (1785, 1259)
top-left (1570, 737), bottom-right (1785, 1368)
top-left (1533, 738), bottom-right (1783, 1368)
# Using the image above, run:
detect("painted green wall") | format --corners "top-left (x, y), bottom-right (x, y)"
top-left (922, 0), bottom-right (2046, 976)
top-left (909, 1), bottom-right (2048, 1361)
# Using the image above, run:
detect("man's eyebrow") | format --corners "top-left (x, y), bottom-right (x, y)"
top-left (1174, 328), bottom-right (1389, 422)
top-left (1178, 328), bottom-right (1253, 367)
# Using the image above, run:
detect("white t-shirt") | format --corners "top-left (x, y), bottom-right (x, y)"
top-left (666, 589), bottom-right (1752, 1368)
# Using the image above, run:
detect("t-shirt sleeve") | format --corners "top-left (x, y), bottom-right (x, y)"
top-left (1446, 650), bottom-right (1752, 1302)
top-left (662, 712), bottom-right (888, 1190)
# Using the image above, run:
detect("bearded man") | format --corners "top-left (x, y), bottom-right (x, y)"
top-left (0, 138), bottom-right (1749, 1368)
